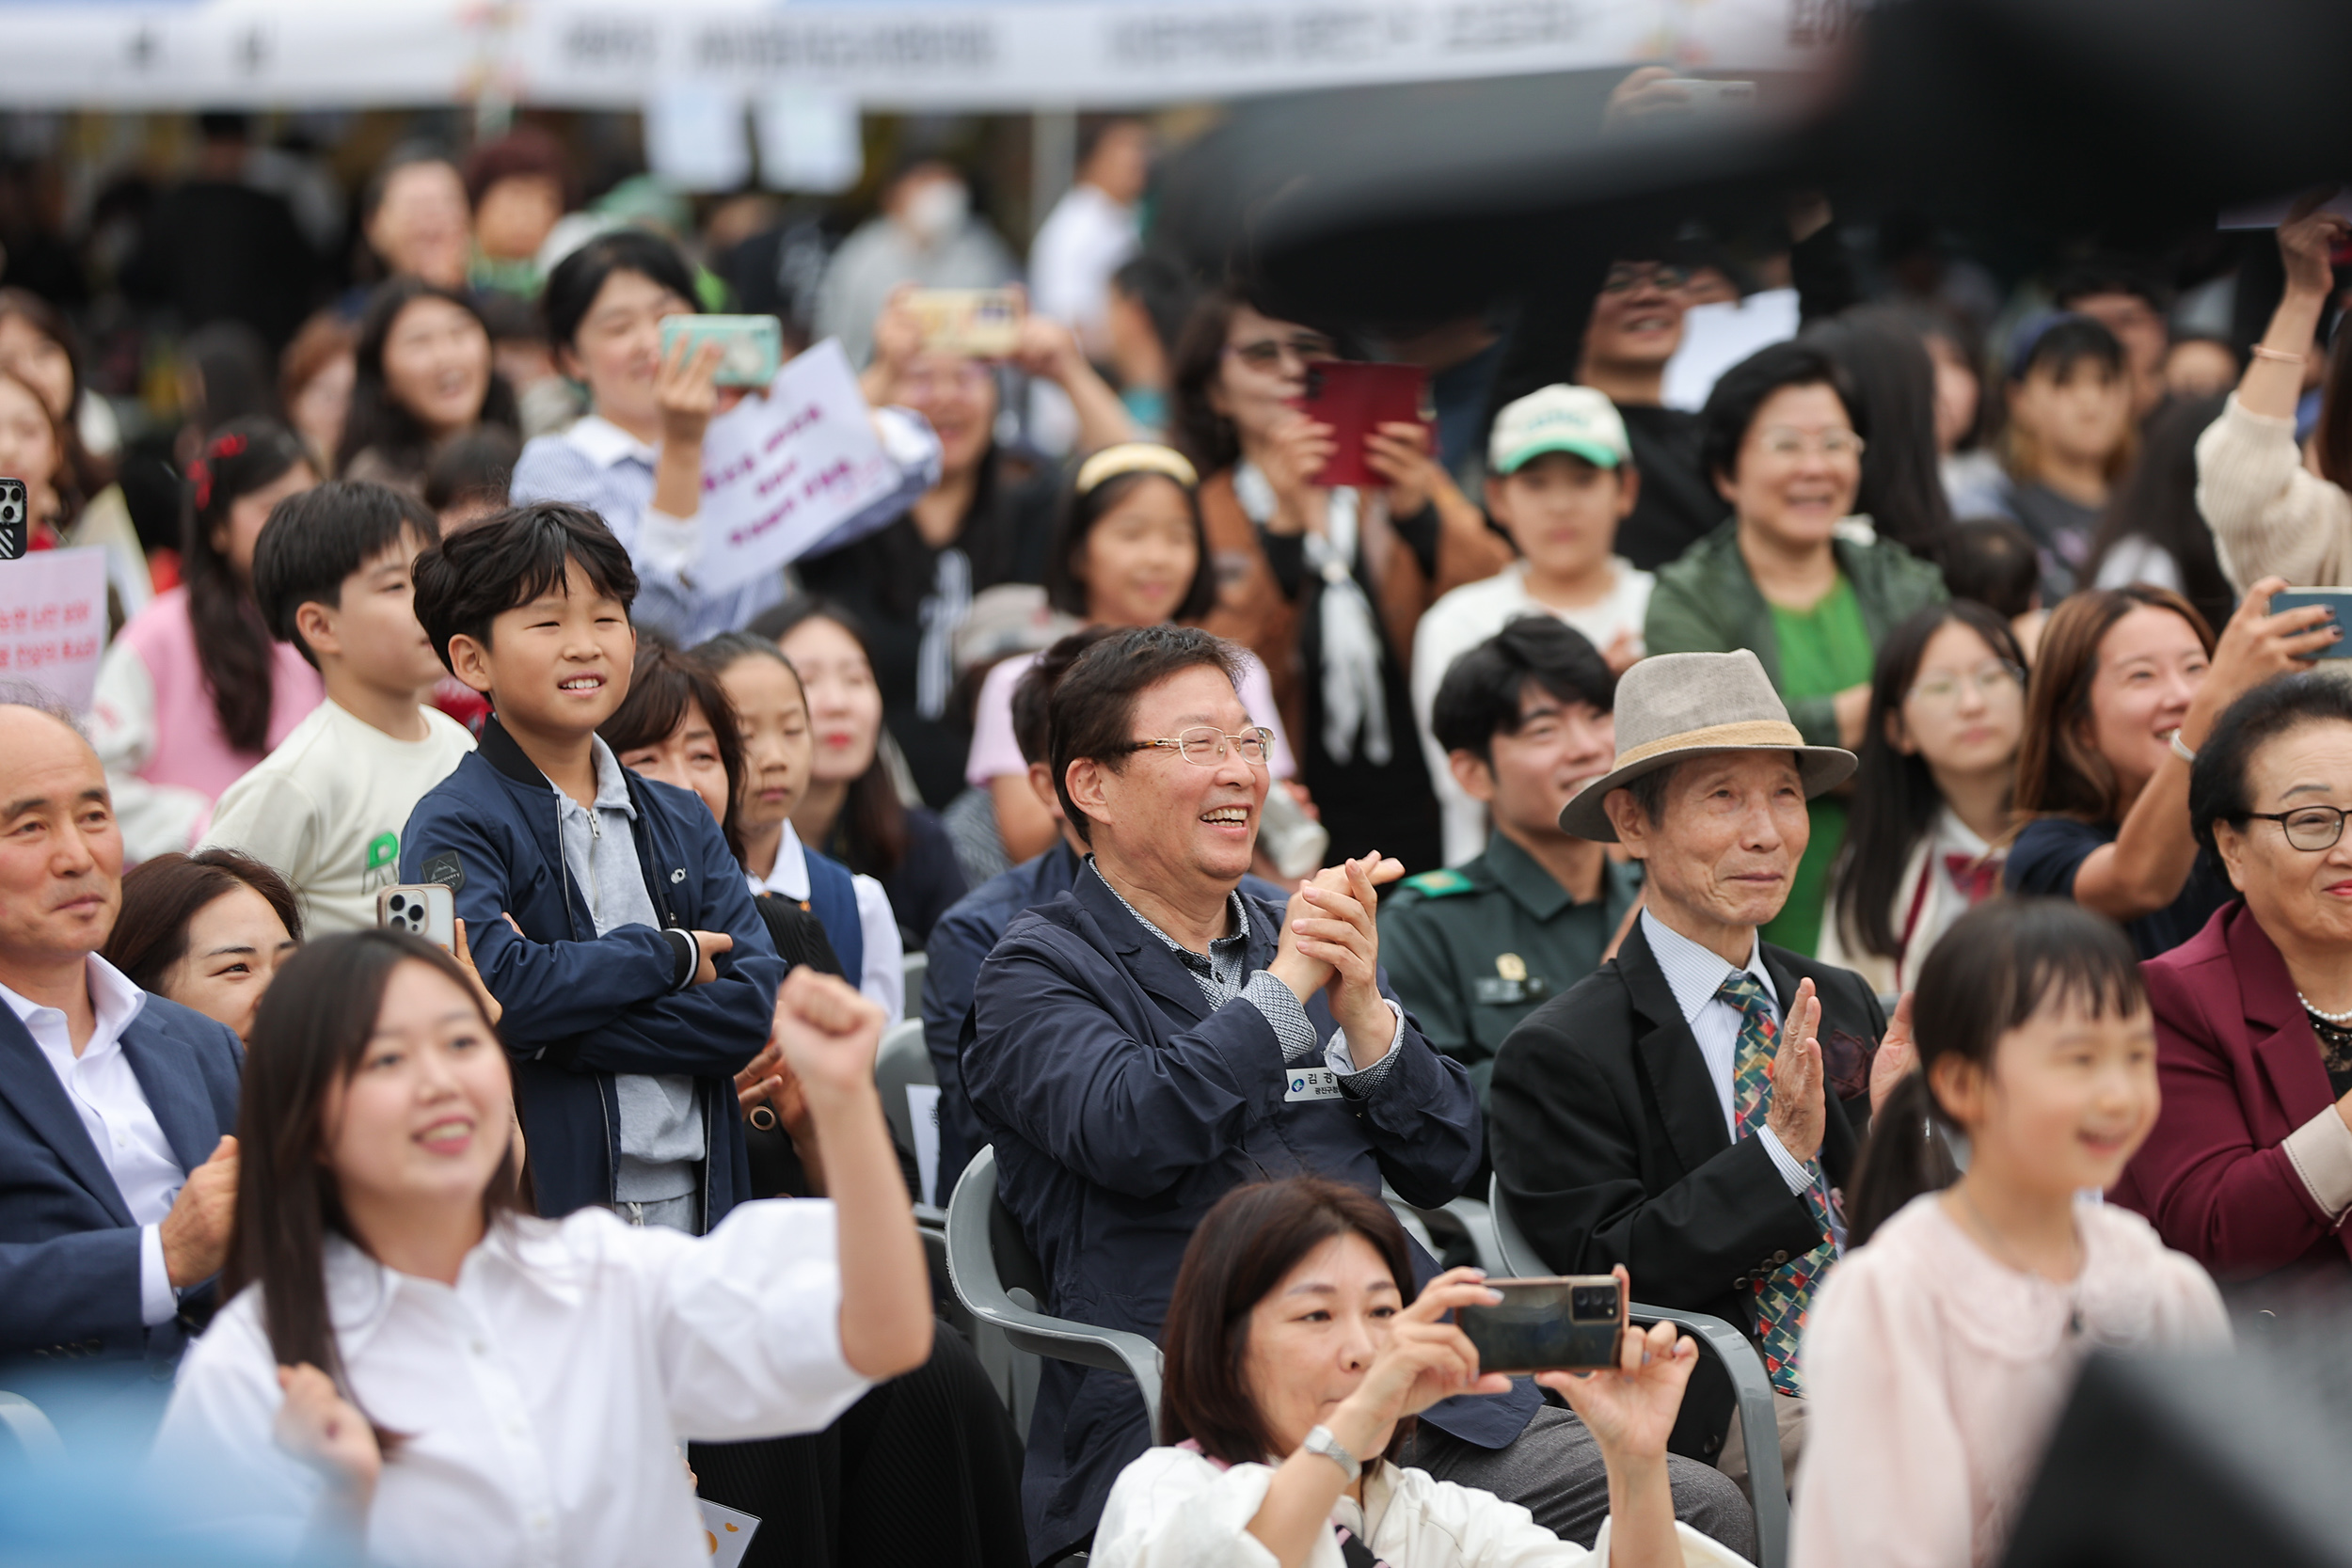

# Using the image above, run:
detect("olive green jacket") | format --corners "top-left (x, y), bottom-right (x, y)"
top-left (1643, 520), bottom-right (1949, 746)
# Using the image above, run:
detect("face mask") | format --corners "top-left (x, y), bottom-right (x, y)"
top-left (900, 180), bottom-right (969, 243)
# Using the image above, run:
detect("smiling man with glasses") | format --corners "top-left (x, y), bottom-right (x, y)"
top-left (961, 623), bottom-right (1754, 1564)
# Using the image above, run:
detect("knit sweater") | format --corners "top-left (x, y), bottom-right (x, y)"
top-left (2194, 392), bottom-right (2352, 588)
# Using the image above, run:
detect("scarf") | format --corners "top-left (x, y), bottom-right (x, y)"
top-left (1234, 464), bottom-right (1391, 768)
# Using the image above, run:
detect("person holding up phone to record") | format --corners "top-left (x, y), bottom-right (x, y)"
top-left (511, 230), bottom-right (944, 646)
top-left (1170, 291), bottom-right (1512, 874)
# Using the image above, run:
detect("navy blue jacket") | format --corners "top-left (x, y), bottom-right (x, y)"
top-left (400, 717), bottom-right (787, 1227)
top-left (964, 868), bottom-right (1531, 1560)
top-left (0, 990), bottom-right (240, 1409)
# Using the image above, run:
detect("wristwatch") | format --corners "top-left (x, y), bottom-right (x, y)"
top-left (1301, 1423), bottom-right (1361, 1482)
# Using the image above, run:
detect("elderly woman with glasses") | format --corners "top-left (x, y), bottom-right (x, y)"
top-left (1645, 341), bottom-right (1947, 956)
top-left (2115, 673), bottom-right (2352, 1297)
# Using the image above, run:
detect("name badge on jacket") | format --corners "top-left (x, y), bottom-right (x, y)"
top-left (1284, 1067), bottom-right (1343, 1102)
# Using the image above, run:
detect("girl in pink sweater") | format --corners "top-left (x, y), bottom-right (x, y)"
top-left (89, 420), bottom-right (322, 861)
top-left (1793, 899), bottom-right (2228, 1568)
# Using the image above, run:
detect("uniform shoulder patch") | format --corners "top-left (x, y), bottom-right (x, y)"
top-left (1401, 868), bottom-right (1475, 899)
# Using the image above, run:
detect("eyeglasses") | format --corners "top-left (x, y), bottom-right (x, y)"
top-left (1907, 660), bottom-right (2025, 708)
top-left (1601, 262), bottom-right (1691, 294)
top-left (1120, 725), bottom-right (1277, 768)
top-left (1227, 334), bottom-right (1337, 371)
top-left (2236, 805), bottom-right (2351, 852)
top-left (900, 362), bottom-right (994, 399)
top-left (1755, 426), bottom-right (1866, 461)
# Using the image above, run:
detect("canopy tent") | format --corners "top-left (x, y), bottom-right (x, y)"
top-left (0, 0), bottom-right (1845, 109)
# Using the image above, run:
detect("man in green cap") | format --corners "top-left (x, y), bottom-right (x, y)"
top-left (1380, 614), bottom-right (1639, 1106)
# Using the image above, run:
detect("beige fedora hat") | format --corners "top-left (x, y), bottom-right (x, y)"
top-left (1559, 649), bottom-right (1856, 842)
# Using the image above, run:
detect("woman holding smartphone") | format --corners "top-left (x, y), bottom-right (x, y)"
top-left (153, 931), bottom-right (931, 1566)
top-left (513, 230), bottom-right (941, 645)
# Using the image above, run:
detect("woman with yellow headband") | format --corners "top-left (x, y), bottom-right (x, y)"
top-left (963, 442), bottom-right (1299, 863)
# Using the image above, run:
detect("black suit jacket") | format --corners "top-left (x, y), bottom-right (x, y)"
top-left (1488, 921), bottom-right (1881, 1446)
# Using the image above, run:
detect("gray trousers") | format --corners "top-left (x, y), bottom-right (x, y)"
top-left (1403, 1405), bottom-right (1757, 1560)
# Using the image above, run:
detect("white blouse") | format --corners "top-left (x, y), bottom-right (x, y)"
top-left (1091, 1445), bottom-right (1750, 1568)
top-left (154, 1200), bottom-right (871, 1568)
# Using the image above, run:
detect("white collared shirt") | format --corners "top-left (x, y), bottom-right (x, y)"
top-left (748, 821), bottom-right (906, 1024)
top-left (154, 1200), bottom-right (871, 1568)
top-left (1638, 911), bottom-right (1819, 1201)
top-left (0, 955), bottom-right (181, 1324)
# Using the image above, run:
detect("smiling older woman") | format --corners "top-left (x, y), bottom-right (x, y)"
top-left (1092, 1177), bottom-right (1751, 1568)
top-left (2114, 673), bottom-right (2352, 1296)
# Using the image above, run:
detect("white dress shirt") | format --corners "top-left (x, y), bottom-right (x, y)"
top-left (1638, 911), bottom-right (1820, 1202)
top-left (155, 1200), bottom-right (871, 1568)
top-left (749, 821), bottom-right (905, 1024)
top-left (1, 955), bottom-right (183, 1324)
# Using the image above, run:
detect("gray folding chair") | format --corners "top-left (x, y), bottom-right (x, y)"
top-left (1488, 1175), bottom-right (1789, 1568)
top-left (946, 1146), bottom-right (1163, 1438)
top-left (901, 950), bottom-right (930, 1024)
top-left (873, 1017), bottom-right (942, 1219)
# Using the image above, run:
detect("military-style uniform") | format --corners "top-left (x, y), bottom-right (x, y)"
top-left (1379, 832), bottom-right (1644, 1104)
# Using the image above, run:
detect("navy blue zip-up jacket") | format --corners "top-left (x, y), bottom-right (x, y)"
top-left (964, 869), bottom-right (1534, 1560)
top-left (400, 716), bottom-right (786, 1227)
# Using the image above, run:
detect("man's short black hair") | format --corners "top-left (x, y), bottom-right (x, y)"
top-left (2051, 259), bottom-right (2170, 317)
top-left (1048, 625), bottom-right (1242, 845)
top-left (412, 501), bottom-right (638, 673)
top-left (1698, 340), bottom-right (1865, 487)
top-left (1013, 626), bottom-right (1122, 768)
top-left (1431, 616), bottom-right (1615, 765)
top-left (252, 482), bottom-right (441, 670)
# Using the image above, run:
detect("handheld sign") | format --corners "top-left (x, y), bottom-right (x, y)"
top-left (0, 546), bottom-right (106, 710)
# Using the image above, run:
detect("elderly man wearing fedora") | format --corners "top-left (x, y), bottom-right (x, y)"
top-left (1488, 650), bottom-right (1914, 1481)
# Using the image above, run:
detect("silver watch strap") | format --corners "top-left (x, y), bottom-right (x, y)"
top-left (1302, 1422), bottom-right (1361, 1481)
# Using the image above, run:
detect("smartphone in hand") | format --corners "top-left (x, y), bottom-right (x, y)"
top-left (2268, 590), bottom-right (2352, 659)
top-left (660, 314), bottom-right (785, 388)
top-left (906, 288), bottom-right (1025, 357)
top-left (1293, 362), bottom-right (1431, 489)
top-left (0, 477), bottom-right (26, 561)
top-left (1454, 1275), bottom-right (1629, 1374)
top-left (378, 884), bottom-right (457, 955)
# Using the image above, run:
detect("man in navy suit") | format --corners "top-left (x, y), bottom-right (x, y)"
top-left (0, 701), bottom-right (242, 1431)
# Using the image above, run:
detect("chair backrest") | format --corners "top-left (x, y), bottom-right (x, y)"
top-left (945, 1146), bottom-right (1165, 1435)
top-left (1486, 1176), bottom-right (1790, 1568)
top-left (901, 950), bottom-right (930, 1022)
top-left (873, 1016), bottom-right (932, 1161)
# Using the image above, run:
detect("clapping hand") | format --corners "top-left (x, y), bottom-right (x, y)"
top-left (1536, 1270), bottom-right (1699, 1466)
top-left (1870, 991), bottom-right (1918, 1117)
top-left (275, 1363), bottom-right (381, 1513)
top-left (1764, 977), bottom-right (1827, 1164)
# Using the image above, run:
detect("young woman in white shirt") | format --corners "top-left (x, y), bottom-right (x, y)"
top-left (1820, 602), bottom-right (2027, 996)
top-left (1093, 1176), bottom-right (1748, 1568)
top-left (153, 929), bottom-right (930, 1567)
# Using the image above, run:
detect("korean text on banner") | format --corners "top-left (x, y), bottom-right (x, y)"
top-left (0, 546), bottom-right (107, 710)
top-left (693, 340), bottom-right (896, 594)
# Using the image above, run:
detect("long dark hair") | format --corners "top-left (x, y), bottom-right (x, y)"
top-left (600, 642), bottom-right (750, 863)
top-left (742, 597), bottom-right (909, 877)
top-left (184, 419), bottom-right (312, 754)
top-left (2012, 584), bottom-right (2214, 826)
top-left (103, 848), bottom-right (305, 990)
top-left (0, 365), bottom-right (86, 535)
top-left (1827, 602), bottom-right (2026, 963)
top-left (2082, 391), bottom-right (2238, 634)
top-left (2315, 309), bottom-right (2352, 493)
top-left (0, 286), bottom-right (109, 499)
top-left (336, 277), bottom-right (518, 480)
top-left (1160, 1177), bottom-right (1420, 1463)
top-left (225, 930), bottom-right (523, 1424)
top-left (1169, 288), bottom-right (1252, 475)
top-left (1847, 899), bottom-right (2145, 1245)
top-left (1804, 307), bottom-right (1956, 554)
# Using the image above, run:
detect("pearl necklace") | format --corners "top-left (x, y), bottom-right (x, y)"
top-left (2298, 990), bottom-right (2352, 1025)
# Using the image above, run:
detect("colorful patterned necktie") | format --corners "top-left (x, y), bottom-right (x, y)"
top-left (1719, 970), bottom-right (1839, 1396)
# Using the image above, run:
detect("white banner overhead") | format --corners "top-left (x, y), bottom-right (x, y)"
top-left (0, 0), bottom-right (1854, 109)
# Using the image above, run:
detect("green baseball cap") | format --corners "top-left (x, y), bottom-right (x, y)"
top-left (1489, 384), bottom-right (1631, 475)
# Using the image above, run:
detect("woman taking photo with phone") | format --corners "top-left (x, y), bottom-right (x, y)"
top-left (153, 931), bottom-right (931, 1566)
top-left (91, 419), bottom-right (324, 861)
top-left (516, 231), bottom-right (942, 647)
top-left (2004, 578), bottom-right (2328, 958)
top-left (1169, 290), bottom-right (1509, 872)
top-left (1093, 1176), bottom-right (1747, 1568)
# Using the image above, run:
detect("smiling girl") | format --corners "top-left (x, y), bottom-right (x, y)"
top-left (2006, 579), bottom-right (2330, 958)
top-left (1794, 899), bottom-right (2228, 1568)
top-left (153, 931), bottom-right (930, 1567)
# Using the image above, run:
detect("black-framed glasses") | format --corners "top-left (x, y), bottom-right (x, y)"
top-left (1120, 726), bottom-right (1277, 768)
top-left (2237, 805), bottom-right (2350, 852)
top-left (1601, 262), bottom-right (1691, 294)
top-left (1228, 334), bottom-right (1338, 370)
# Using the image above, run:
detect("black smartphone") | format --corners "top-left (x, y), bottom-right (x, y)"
top-left (2268, 589), bottom-right (2352, 659)
top-left (0, 477), bottom-right (25, 561)
top-left (1454, 1274), bottom-right (1628, 1375)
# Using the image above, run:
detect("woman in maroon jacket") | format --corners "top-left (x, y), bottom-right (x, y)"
top-left (2116, 671), bottom-right (2352, 1295)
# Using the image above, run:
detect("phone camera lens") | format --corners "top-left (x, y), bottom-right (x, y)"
top-left (389, 895), bottom-right (407, 913)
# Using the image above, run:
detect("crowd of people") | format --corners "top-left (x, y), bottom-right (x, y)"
top-left (4, 89), bottom-right (2352, 1568)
